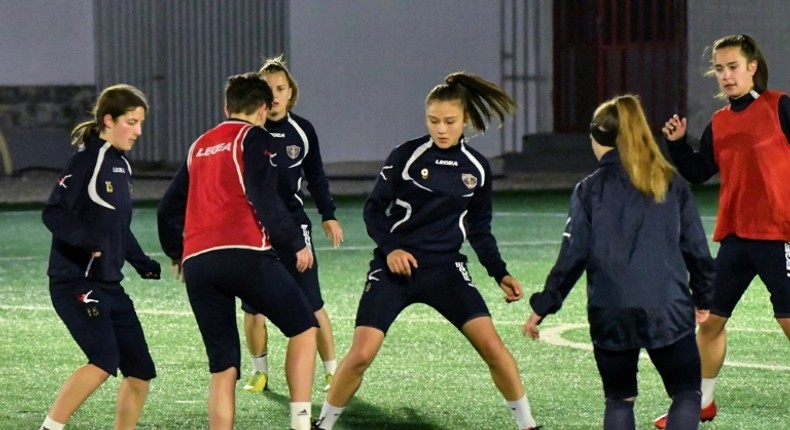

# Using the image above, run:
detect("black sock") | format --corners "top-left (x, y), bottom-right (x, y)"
top-left (603, 398), bottom-right (635, 430)
top-left (665, 390), bottom-right (701, 430)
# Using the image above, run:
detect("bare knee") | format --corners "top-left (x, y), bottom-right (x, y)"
top-left (475, 337), bottom-right (511, 366)
top-left (698, 315), bottom-right (727, 339)
top-left (777, 318), bottom-right (790, 340)
top-left (123, 376), bottom-right (150, 392)
top-left (343, 346), bottom-right (378, 374)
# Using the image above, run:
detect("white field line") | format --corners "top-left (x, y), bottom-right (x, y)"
top-left (0, 240), bottom-right (563, 262)
top-left (1, 303), bottom-right (783, 370)
top-left (538, 323), bottom-right (790, 372)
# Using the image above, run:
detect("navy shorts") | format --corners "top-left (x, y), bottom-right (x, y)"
top-left (50, 280), bottom-right (156, 380)
top-left (183, 249), bottom-right (318, 374)
top-left (241, 223), bottom-right (324, 314)
top-left (354, 255), bottom-right (490, 334)
top-left (593, 333), bottom-right (701, 399)
top-left (712, 236), bottom-right (790, 318)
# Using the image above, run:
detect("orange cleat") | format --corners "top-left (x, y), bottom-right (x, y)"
top-left (653, 401), bottom-right (717, 429)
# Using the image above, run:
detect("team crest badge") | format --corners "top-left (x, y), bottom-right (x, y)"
top-left (286, 145), bottom-right (301, 159)
top-left (461, 173), bottom-right (477, 189)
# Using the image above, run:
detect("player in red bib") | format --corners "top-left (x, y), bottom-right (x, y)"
top-left (654, 34), bottom-right (790, 429)
top-left (157, 73), bottom-right (318, 430)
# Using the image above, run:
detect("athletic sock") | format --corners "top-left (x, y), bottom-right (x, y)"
top-left (506, 394), bottom-right (537, 429)
top-left (666, 390), bottom-right (702, 430)
top-left (315, 401), bottom-right (345, 429)
top-left (290, 401), bottom-right (311, 430)
top-left (41, 416), bottom-right (65, 430)
top-left (603, 398), bottom-right (635, 430)
top-left (701, 377), bottom-right (717, 407)
top-left (251, 352), bottom-right (269, 374)
top-left (323, 359), bottom-right (337, 375)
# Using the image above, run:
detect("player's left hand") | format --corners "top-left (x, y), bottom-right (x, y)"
top-left (522, 312), bottom-right (544, 339)
top-left (322, 219), bottom-right (344, 248)
top-left (499, 275), bottom-right (523, 303)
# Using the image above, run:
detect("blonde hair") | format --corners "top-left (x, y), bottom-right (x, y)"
top-left (258, 54), bottom-right (298, 110)
top-left (592, 95), bottom-right (674, 202)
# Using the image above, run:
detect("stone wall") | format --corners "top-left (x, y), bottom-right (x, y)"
top-left (0, 85), bottom-right (94, 174)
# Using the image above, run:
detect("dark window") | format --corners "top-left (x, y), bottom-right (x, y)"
top-left (553, 0), bottom-right (687, 132)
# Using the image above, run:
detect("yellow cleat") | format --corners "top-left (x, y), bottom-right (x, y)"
top-left (324, 373), bottom-right (333, 391)
top-left (242, 371), bottom-right (268, 393)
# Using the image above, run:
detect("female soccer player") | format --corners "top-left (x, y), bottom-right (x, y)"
top-left (523, 95), bottom-right (714, 430)
top-left (314, 72), bottom-right (540, 430)
top-left (40, 84), bottom-right (161, 430)
top-left (654, 34), bottom-right (790, 428)
top-left (157, 73), bottom-right (319, 430)
top-left (241, 55), bottom-right (342, 394)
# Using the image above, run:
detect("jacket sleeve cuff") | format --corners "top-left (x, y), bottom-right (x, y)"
top-left (529, 291), bottom-right (563, 316)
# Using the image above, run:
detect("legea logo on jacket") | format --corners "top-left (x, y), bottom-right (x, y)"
top-left (196, 142), bottom-right (232, 157)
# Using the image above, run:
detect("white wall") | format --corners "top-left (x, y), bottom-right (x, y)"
top-left (686, 0), bottom-right (790, 136)
top-left (289, 0), bottom-right (501, 162)
top-left (0, 0), bottom-right (94, 85)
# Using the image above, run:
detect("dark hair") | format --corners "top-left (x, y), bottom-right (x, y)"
top-left (592, 94), bottom-right (674, 202)
top-left (70, 84), bottom-right (148, 147)
top-left (706, 34), bottom-right (768, 98)
top-left (258, 54), bottom-right (299, 109)
top-left (225, 72), bottom-right (273, 115)
top-left (426, 72), bottom-right (517, 133)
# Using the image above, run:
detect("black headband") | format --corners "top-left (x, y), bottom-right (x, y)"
top-left (590, 122), bottom-right (617, 147)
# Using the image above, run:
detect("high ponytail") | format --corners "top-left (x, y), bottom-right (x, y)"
top-left (427, 72), bottom-right (517, 133)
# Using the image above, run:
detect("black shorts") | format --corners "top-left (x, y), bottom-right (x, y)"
top-left (241, 223), bottom-right (324, 314)
top-left (50, 280), bottom-right (156, 380)
top-left (183, 249), bottom-right (318, 374)
top-left (711, 236), bottom-right (790, 318)
top-left (354, 255), bottom-right (490, 334)
top-left (593, 333), bottom-right (700, 400)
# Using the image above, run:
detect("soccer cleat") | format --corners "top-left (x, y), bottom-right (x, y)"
top-left (242, 371), bottom-right (268, 393)
top-left (324, 373), bottom-right (333, 391)
top-left (653, 400), bottom-right (717, 429)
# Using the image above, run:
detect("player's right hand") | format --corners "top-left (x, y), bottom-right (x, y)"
top-left (295, 246), bottom-right (314, 273)
top-left (170, 258), bottom-right (184, 282)
top-left (662, 114), bottom-right (687, 141)
top-left (386, 249), bottom-right (418, 276)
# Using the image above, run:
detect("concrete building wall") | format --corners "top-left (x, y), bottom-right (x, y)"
top-left (0, 0), bottom-right (94, 85)
top-left (2, 1), bottom-right (789, 173)
top-left (288, 0), bottom-right (502, 162)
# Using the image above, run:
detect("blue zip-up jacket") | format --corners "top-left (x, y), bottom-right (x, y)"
top-left (43, 135), bottom-right (160, 286)
top-left (266, 112), bottom-right (336, 225)
top-left (530, 150), bottom-right (714, 350)
top-left (364, 135), bottom-right (509, 283)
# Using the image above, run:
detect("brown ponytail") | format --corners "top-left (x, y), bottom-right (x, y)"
top-left (427, 72), bottom-right (517, 133)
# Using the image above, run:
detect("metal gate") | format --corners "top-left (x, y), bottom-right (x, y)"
top-left (94, 0), bottom-right (288, 165)
top-left (499, 0), bottom-right (553, 154)
top-left (554, 0), bottom-right (687, 132)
